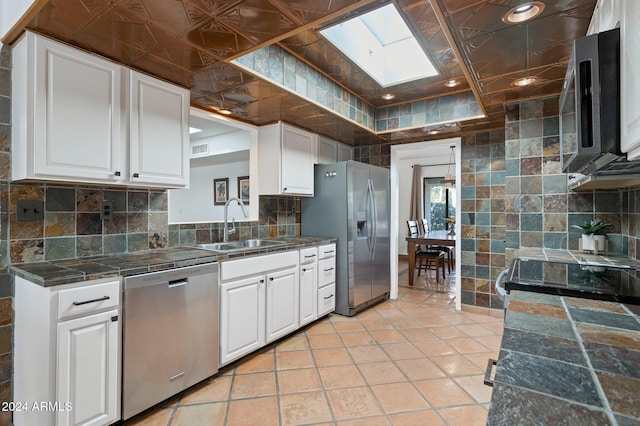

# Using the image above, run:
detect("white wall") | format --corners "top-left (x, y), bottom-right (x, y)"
top-left (191, 130), bottom-right (250, 156)
top-left (168, 151), bottom-right (250, 223)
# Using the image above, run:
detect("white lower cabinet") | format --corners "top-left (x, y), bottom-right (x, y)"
top-left (56, 310), bottom-right (119, 426)
top-left (219, 274), bottom-right (266, 366)
top-left (299, 247), bottom-right (318, 327)
top-left (219, 250), bottom-right (298, 366)
top-left (14, 276), bottom-right (121, 426)
top-left (219, 244), bottom-right (333, 366)
top-left (265, 267), bottom-right (299, 343)
top-left (318, 244), bottom-right (337, 316)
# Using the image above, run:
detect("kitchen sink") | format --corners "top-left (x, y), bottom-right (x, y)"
top-left (196, 243), bottom-right (244, 251)
top-left (237, 239), bottom-right (285, 248)
top-left (196, 239), bottom-right (285, 252)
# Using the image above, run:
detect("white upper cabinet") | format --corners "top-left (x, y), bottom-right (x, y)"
top-left (12, 31), bottom-right (125, 183)
top-left (258, 122), bottom-right (317, 196)
top-left (129, 71), bottom-right (189, 187)
top-left (317, 135), bottom-right (353, 164)
top-left (11, 31), bottom-right (189, 188)
top-left (317, 136), bottom-right (338, 164)
top-left (337, 143), bottom-right (353, 162)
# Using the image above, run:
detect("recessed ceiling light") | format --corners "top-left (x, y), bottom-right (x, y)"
top-left (218, 109), bottom-right (232, 115)
top-left (502, 2), bottom-right (545, 24)
top-left (444, 79), bottom-right (460, 88)
top-left (427, 130), bottom-right (440, 135)
top-left (512, 76), bottom-right (538, 87)
top-left (382, 93), bottom-right (395, 100)
top-left (189, 127), bottom-right (202, 134)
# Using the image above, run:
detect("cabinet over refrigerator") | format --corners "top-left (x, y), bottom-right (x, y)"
top-left (302, 161), bottom-right (390, 316)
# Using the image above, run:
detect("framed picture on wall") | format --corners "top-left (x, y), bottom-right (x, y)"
top-left (214, 178), bottom-right (229, 205)
top-left (238, 176), bottom-right (250, 204)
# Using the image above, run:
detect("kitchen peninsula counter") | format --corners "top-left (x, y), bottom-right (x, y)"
top-left (10, 236), bottom-right (335, 287)
top-left (488, 290), bottom-right (640, 425)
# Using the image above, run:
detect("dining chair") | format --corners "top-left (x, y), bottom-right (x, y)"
top-left (407, 220), bottom-right (446, 282)
top-left (421, 218), bottom-right (454, 273)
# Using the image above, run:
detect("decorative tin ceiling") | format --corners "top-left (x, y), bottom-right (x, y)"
top-left (13, 0), bottom-right (596, 146)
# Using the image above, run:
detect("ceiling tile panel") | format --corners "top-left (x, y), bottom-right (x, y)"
top-left (115, 0), bottom-right (210, 34)
top-left (217, 0), bottom-right (297, 44)
top-left (131, 53), bottom-right (194, 86)
top-left (29, 0), bottom-right (111, 39)
top-left (186, 0), bottom-right (244, 15)
top-left (148, 39), bottom-right (221, 74)
top-left (276, 0), bottom-right (358, 24)
top-left (185, 20), bottom-right (255, 57)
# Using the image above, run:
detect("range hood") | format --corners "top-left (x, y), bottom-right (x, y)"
top-left (568, 157), bottom-right (640, 191)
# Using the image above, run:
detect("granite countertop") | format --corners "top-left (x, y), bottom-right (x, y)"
top-left (488, 290), bottom-right (640, 425)
top-left (516, 247), bottom-right (640, 269)
top-left (10, 236), bottom-right (336, 287)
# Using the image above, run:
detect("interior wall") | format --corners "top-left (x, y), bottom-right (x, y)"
top-left (169, 152), bottom-right (250, 223)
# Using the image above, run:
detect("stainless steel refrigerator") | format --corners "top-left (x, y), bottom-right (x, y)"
top-left (302, 160), bottom-right (390, 316)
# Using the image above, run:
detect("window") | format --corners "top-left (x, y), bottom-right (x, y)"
top-left (424, 178), bottom-right (456, 231)
top-left (319, 3), bottom-right (438, 87)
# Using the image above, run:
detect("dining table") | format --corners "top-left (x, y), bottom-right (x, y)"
top-left (405, 230), bottom-right (456, 286)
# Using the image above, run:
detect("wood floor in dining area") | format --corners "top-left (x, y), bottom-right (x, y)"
top-left (125, 260), bottom-right (504, 426)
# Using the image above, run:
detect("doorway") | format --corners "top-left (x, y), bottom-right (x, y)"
top-left (389, 138), bottom-right (461, 310)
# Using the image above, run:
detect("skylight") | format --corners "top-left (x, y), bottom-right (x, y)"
top-left (320, 3), bottom-right (438, 87)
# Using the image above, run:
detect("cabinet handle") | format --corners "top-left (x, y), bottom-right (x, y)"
top-left (269, 277), bottom-right (274, 281)
top-left (324, 250), bottom-right (335, 254)
top-left (133, 173), bottom-right (140, 178)
top-left (304, 254), bottom-right (316, 259)
top-left (114, 171), bottom-right (121, 177)
top-left (302, 268), bottom-right (307, 272)
top-left (72, 295), bottom-right (110, 306)
top-left (260, 279), bottom-right (265, 283)
top-left (324, 267), bottom-right (334, 272)
top-left (483, 358), bottom-right (497, 387)
top-left (323, 294), bottom-right (334, 300)
top-left (170, 372), bottom-right (185, 382)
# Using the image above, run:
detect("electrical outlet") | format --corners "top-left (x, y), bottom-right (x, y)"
top-left (16, 200), bottom-right (44, 221)
top-left (101, 200), bottom-right (114, 220)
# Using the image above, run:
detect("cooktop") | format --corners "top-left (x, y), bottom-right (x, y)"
top-left (505, 258), bottom-right (640, 305)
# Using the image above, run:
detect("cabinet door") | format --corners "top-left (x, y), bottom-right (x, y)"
top-left (620, 1), bottom-right (640, 159)
top-left (129, 71), bottom-right (190, 187)
top-left (265, 267), bottom-right (299, 343)
top-left (57, 309), bottom-right (119, 426)
top-left (317, 136), bottom-right (337, 164)
top-left (299, 263), bottom-right (318, 327)
top-left (281, 125), bottom-right (316, 195)
top-left (337, 143), bottom-right (353, 162)
top-left (220, 275), bottom-right (266, 365)
top-left (32, 34), bottom-right (124, 182)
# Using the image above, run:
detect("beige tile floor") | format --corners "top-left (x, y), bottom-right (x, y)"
top-left (126, 260), bottom-right (504, 426)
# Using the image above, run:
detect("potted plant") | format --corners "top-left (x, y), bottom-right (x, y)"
top-left (572, 220), bottom-right (611, 252)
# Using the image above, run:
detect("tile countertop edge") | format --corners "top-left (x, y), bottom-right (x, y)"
top-left (487, 290), bottom-right (640, 425)
top-left (9, 236), bottom-right (337, 287)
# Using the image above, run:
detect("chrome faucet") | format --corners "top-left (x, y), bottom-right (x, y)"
top-left (223, 197), bottom-right (249, 242)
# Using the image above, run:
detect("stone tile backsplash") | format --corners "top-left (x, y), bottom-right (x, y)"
top-left (8, 183), bottom-right (300, 264)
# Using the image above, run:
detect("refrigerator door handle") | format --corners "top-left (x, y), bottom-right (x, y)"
top-left (368, 178), bottom-right (377, 261)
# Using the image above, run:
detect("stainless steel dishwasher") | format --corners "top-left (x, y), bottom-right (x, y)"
top-left (122, 263), bottom-right (218, 420)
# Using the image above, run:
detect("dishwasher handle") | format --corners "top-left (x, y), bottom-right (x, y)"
top-left (168, 279), bottom-right (188, 288)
